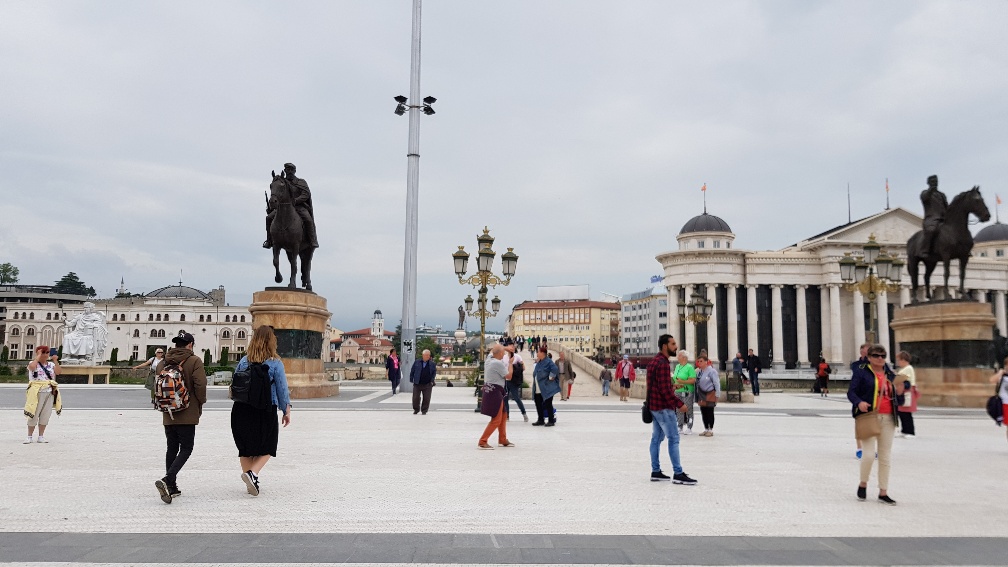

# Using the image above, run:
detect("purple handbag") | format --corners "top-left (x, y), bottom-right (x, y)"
top-left (480, 383), bottom-right (505, 417)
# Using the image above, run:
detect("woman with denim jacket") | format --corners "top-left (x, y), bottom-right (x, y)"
top-left (847, 344), bottom-right (904, 505)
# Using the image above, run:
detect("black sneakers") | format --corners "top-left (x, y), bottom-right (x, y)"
top-left (672, 472), bottom-right (697, 485)
top-left (242, 470), bottom-right (260, 496)
top-left (857, 486), bottom-right (867, 501)
top-left (155, 478), bottom-right (172, 504)
top-left (169, 484), bottom-right (181, 498)
top-left (878, 494), bottom-right (897, 506)
top-left (650, 471), bottom-right (671, 482)
top-left (531, 421), bottom-right (545, 426)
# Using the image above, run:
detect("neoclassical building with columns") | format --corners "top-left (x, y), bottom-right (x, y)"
top-left (657, 208), bottom-right (1008, 371)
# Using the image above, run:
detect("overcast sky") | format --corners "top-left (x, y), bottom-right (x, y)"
top-left (2, 1), bottom-right (1006, 331)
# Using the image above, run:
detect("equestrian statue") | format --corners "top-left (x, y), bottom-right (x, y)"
top-left (906, 175), bottom-right (990, 301)
top-left (264, 162), bottom-right (319, 291)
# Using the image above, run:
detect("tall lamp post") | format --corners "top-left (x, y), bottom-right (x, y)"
top-left (838, 234), bottom-right (903, 346)
top-left (678, 291), bottom-right (713, 357)
top-left (394, 0), bottom-right (437, 394)
top-left (453, 227), bottom-right (518, 411)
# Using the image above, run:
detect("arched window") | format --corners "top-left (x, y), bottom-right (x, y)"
top-left (136, 314), bottom-right (140, 321)
top-left (112, 314), bottom-right (118, 321)
top-left (29, 312), bottom-right (34, 319)
top-left (221, 330), bottom-right (231, 339)
top-left (164, 314), bottom-right (169, 321)
top-left (46, 313), bottom-right (52, 320)
top-left (207, 315), bottom-right (212, 322)
top-left (12, 312), bottom-right (18, 319)
top-left (10, 328), bottom-right (19, 336)
top-left (133, 329), bottom-right (140, 338)
top-left (148, 314), bottom-right (154, 321)
top-left (237, 330), bottom-right (246, 339)
top-left (225, 315), bottom-right (231, 323)
top-left (156, 314), bottom-right (161, 321)
top-left (199, 315), bottom-right (205, 322)
top-left (240, 315), bottom-right (246, 322)
top-left (21, 312), bottom-right (26, 319)
top-left (150, 329), bottom-right (158, 338)
top-left (120, 314), bottom-right (125, 321)
top-left (180, 314), bottom-right (186, 322)
top-left (26, 328), bottom-right (35, 336)
top-left (159, 329), bottom-right (166, 338)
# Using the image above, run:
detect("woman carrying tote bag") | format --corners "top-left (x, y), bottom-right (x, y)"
top-left (847, 344), bottom-right (904, 505)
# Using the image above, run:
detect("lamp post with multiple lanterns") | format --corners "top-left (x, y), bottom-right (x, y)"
top-left (452, 227), bottom-right (518, 411)
top-left (678, 291), bottom-right (714, 357)
top-left (838, 234), bottom-right (904, 345)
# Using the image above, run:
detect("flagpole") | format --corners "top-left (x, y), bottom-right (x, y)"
top-left (847, 183), bottom-right (851, 223)
top-left (885, 178), bottom-right (890, 210)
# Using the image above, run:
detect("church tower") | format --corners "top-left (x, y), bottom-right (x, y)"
top-left (371, 309), bottom-right (384, 337)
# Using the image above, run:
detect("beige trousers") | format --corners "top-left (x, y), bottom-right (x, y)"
top-left (859, 412), bottom-right (896, 490)
top-left (27, 391), bottom-right (54, 427)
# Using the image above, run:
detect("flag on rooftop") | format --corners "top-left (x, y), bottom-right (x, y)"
top-left (701, 183), bottom-right (707, 192)
top-left (998, 194), bottom-right (1002, 205)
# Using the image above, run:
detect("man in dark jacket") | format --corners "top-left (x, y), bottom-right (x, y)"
top-left (746, 349), bottom-right (762, 396)
top-left (155, 331), bottom-right (207, 504)
top-left (409, 349), bottom-right (437, 415)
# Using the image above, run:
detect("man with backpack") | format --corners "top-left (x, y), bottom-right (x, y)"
top-left (154, 331), bottom-right (207, 504)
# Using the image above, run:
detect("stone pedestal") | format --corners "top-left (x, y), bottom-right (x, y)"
top-left (58, 365), bottom-right (112, 385)
top-left (890, 301), bottom-right (996, 408)
top-left (249, 289), bottom-right (339, 399)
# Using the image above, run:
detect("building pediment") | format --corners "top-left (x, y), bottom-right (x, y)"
top-left (792, 208), bottom-right (923, 251)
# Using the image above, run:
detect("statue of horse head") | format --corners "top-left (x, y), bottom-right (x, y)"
top-left (950, 186), bottom-right (991, 224)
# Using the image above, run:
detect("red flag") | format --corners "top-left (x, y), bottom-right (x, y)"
top-left (885, 178), bottom-right (889, 193)
top-left (998, 194), bottom-right (1003, 205)
top-left (701, 183), bottom-right (707, 192)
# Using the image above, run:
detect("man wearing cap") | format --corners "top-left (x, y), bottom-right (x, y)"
top-left (155, 331), bottom-right (207, 504)
top-left (615, 354), bottom-right (636, 402)
top-left (263, 162), bottom-right (319, 249)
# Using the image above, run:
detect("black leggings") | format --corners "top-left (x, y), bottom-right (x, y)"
top-left (165, 424), bottom-right (196, 485)
top-left (699, 405), bottom-right (715, 430)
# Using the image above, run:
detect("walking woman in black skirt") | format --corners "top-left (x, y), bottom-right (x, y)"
top-left (232, 325), bottom-right (291, 496)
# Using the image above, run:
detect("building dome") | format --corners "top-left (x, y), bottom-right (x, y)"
top-left (374, 309), bottom-right (382, 317)
top-left (975, 222), bottom-right (1008, 243)
top-left (145, 285), bottom-right (212, 300)
top-left (679, 213), bottom-right (732, 235)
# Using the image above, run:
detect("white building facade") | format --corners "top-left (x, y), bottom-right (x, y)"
top-left (620, 286), bottom-right (668, 356)
top-left (658, 209), bottom-right (1008, 371)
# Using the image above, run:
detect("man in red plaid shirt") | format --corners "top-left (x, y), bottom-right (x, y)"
top-left (647, 334), bottom-right (697, 485)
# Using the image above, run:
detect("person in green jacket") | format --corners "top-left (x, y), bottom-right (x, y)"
top-left (673, 350), bottom-right (697, 435)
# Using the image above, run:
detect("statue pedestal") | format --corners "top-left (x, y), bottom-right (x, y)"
top-left (249, 289), bottom-right (339, 399)
top-left (890, 301), bottom-right (996, 408)
top-left (58, 365), bottom-right (112, 385)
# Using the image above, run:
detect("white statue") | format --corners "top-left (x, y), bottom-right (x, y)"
top-left (61, 302), bottom-right (109, 364)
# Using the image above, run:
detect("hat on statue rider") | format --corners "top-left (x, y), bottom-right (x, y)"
top-left (283, 162), bottom-right (296, 170)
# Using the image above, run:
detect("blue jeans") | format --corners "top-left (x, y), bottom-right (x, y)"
top-left (750, 373), bottom-right (760, 395)
top-left (650, 409), bottom-right (683, 475)
top-left (505, 382), bottom-right (526, 416)
top-left (602, 380), bottom-right (610, 396)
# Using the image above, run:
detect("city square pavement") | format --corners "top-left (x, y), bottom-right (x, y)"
top-left (1, 382), bottom-right (1006, 566)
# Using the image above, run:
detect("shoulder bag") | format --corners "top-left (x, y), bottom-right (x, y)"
top-left (854, 411), bottom-right (882, 440)
top-left (642, 373), bottom-right (653, 424)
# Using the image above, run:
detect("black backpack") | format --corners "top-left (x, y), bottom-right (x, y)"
top-left (986, 376), bottom-right (1006, 426)
top-left (230, 362), bottom-right (273, 409)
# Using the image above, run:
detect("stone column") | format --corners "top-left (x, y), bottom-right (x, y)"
top-left (726, 284), bottom-right (739, 359)
top-left (876, 290), bottom-right (890, 355)
top-left (796, 285), bottom-right (809, 367)
top-left (995, 291), bottom-right (1007, 336)
top-left (829, 284), bottom-right (843, 363)
top-left (746, 285), bottom-right (758, 355)
top-left (666, 286), bottom-right (678, 351)
top-left (771, 285), bottom-right (784, 369)
top-left (684, 284), bottom-right (695, 357)
top-left (977, 289), bottom-right (988, 303)
top-left (853, 289), bottom-right (866, 350)
top-left (899, 286), bottom-right (911, 308)
top-left (706, 283), bottom-right (719, 363)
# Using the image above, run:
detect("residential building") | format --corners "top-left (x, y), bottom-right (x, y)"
top-left (621, 285), bottom-right (668, 357)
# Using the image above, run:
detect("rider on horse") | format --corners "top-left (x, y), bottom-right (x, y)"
top-left (263, 162), bottom-right (320, 249)
top-left (919, 174), bottom-right (948, 260)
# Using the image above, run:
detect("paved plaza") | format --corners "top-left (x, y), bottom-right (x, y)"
top-left (1, 382), bottom-right (1006, 565)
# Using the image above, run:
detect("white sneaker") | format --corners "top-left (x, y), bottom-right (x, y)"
top-left (23, 437), bottom-right (33, 444)
top-left (684, 428), bottom-right (693, 435)
top-left (37, 437), bottom-right (47, 443)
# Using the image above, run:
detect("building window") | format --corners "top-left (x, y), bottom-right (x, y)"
top-left (240, 315), bottom-right (246, 322)
top-left (713, 240), bottom-right (721, 249)
top-left (46, 313), bottom-right (52, 320)
top-left (981, 252), bottom-right (988, 257)
top-left (132, 345), bottom-right (139, 358)
top-left (25, 344), bottom-right (33, 359)
top-left (150, 330), bottom-right (158, 338)
top-left (199, 315), bottom-right (205, 322)
top-left (225, 315), bottom-right (231, 323)
top-left (998, 250), bottom-right (1005, 257)
top-left (149, 314), bottom-right (154, 321)
top-left (10, 328), bottom-right (19, 337)
top-left (29, 312), bottom-right (34, 319)
top-left (159, 329), bottom-right (166, 338)
top-left (696, 240), bottom-right (705, 249)
top-left (726, 241), bottom-right (731, 249)
top-left (237, 330), bottom-right (246, 339)
top-left (10, 343), bottom-right (19, 357)
top-left (136, 314), bottom-right (140, 321)
top-left (133, 330), bottom-right (140, 338)
top-left (112, 314), bottom-right (117, 321)
top-left (12, 312), bottom-right (17, 319)
top-left (207, 315), bottom-right (212, 322)
top-left (164, 314), bottom-right (169, 321)
top-left (180, 314), bottom-right (186, 322)
top-left (222, 330), bottom-right (232, 339)
top-left (26, 328), bottom-right (35, 337)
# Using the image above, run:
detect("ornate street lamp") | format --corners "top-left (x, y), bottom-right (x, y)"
top-left (453, 227), bottom-right (518, 411)
top-left (678, 290), bottom-right (714, 357)
top-left (838, 234), bottom-right (903, 344)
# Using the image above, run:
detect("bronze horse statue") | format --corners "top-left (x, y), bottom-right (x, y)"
top-left (907, 186), bottom-right (990, 301)
top-left (268, 171), bottom-right (314, 291)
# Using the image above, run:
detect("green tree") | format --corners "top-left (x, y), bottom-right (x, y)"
top-left (203, 349), bottom-right (212, 367)
top-left (0, 263), bottom-right (19, 284)
top-left (416, 336), bottom-right (442, 359)
top-left (53, 272), bottom-right (96, 296)
top-left (1, 345), bottom-right (8, 363)
top-left (393, 323), bottom-right (402, 351)
top-left (219, 347), bottom-right (230, 365)
top-left (109, 347), bottom-right (119, 366)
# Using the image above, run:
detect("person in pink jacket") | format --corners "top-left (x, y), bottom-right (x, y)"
top-left (615, 355), bottom-right (636, 402)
